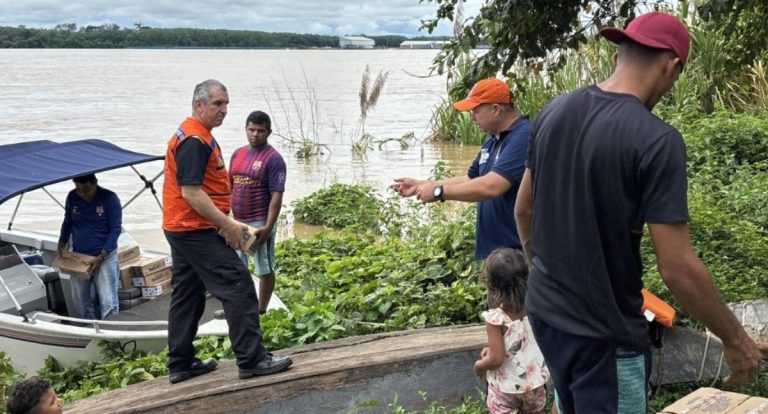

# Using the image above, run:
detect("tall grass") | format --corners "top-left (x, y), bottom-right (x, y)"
top-left (428, 5), bottom-right (768, 141)
top-left (427, 52), bottom-right (485, 145)
top-left (349, 66), bottom-right (416, 154)
top-left (427, 99), bottom-right (484, 145)
top-left (351, 66), bottom-right (389, 155)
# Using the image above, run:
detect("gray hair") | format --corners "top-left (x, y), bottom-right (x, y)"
top-left (192, 79), bottom-right (227, 105)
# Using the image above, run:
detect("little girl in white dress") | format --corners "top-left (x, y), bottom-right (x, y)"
top-left (474, 248), bottom-right (550, 414)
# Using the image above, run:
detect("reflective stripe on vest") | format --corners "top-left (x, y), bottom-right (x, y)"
top-left (162, 117), bottom-right (231, 231)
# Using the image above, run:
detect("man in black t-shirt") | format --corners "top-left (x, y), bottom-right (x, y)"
top-left (515, 12), bottom-right (768, 413)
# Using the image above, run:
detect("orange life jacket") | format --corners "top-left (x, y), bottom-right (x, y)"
top-left (162, 117), bottom-right (231, 232)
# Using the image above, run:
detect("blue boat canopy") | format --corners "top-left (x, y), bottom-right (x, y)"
top-left (0, 139), bottom-right (164, 206)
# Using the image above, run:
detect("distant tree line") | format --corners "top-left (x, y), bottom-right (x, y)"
top-left (0, 23), bottom-right (448, 48)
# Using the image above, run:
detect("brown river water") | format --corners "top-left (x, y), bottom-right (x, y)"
top-left (0, 48), bottom-right (478, 252)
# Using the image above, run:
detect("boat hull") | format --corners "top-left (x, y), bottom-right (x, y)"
top-left (0, 311), bottom-right (168, 374)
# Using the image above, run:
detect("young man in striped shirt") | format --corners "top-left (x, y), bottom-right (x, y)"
top-left (230, 110), bottom-right (286, 314)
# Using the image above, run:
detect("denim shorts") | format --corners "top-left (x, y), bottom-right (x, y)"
top-left (237, 219), bottom-right (276, 276)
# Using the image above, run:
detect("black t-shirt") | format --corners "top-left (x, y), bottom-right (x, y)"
top-left (525, 85), bottom-right (689, 349)
top-left (175, 137), bottom-right (212, 186)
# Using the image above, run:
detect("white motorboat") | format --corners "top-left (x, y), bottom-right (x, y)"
top-left (0, 139), bottom-right (280, 375)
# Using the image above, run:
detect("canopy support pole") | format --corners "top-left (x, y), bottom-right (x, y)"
top-left (41, 187), bottom-right (66, 210)
top-left (121, 167), bottom-right (163, 211)
top-left (7, 193), bottom-right (23, 231)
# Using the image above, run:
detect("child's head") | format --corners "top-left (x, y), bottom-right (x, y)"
top-left (5, 377), bottom-right (62, 414)
top-left (481, 248), bottom-right (528, 314)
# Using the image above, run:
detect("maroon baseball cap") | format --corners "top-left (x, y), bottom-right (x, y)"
top-left (600, 11), bottom-right (690, 67)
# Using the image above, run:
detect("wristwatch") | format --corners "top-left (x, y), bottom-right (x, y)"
top-left (433, 185), bottom-right (445, 202)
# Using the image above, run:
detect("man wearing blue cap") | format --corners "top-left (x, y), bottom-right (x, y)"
top-left (515, 11), bottom-right (768, 413)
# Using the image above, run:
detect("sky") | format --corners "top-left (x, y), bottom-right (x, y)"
top-left (0, 0), bottom-right (483, 37)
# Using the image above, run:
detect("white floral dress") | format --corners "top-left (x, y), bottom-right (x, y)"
top-left (482, 308), bottom-right (550, 394)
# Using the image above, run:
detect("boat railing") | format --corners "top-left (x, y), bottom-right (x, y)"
top-left (28, 311), bottom-right (168, 333)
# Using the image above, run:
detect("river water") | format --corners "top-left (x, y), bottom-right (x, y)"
top-left (0, 48), bottom-right (478, 251)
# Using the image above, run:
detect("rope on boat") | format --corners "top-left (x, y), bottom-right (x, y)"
top-left (697, 329), bottom-right (725, 386)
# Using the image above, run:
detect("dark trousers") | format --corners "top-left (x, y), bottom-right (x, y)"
top-left (528, 314), bottom-right (651, 414)
top-left (165, 229), bottom-right (266, 373)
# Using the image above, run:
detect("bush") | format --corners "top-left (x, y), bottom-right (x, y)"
top-left (641, 111), bottom-right (768, 322)
top-left (291, 183), bottom-right (384, 230)
top-left (682, 111), bottom-right (768, 184)
top-left (268, 205), bottom-right (483, 348)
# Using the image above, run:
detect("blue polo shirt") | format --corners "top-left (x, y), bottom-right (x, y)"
top-left (59, 187), bottom-right (122, 256)
top-left (467, 116), bottom-right (530, 259)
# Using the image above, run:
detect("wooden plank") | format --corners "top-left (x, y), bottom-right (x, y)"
top-left (66, 306), bottom-right (768, 413)
top-left (64, 325), bottom-right (486, 413)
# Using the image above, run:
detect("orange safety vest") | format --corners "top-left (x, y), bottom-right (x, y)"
top-left (162, 117), bottom-right (231, 232)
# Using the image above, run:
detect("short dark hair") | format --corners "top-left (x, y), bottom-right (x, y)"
top-left (6, 377), bottom-right (52, 414)
top-left (246, 110), bottom-right (272, 131)
top-left (617, 38), bottom-right (676, 67)
top-left (72, 173), bottom-right (97, 184)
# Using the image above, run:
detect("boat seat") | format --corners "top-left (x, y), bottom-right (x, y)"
top-left (29, 265), bottom-right (59, 283)
top-left (29, 265), bottom-right (67, 315)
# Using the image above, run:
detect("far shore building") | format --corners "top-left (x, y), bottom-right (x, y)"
top-left (339, 36), bottom-right (375, 49)
top-left (399, 40), bottom-right (449, 49)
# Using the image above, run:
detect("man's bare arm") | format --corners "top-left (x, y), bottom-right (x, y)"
top-left (649, 222), bottom-right (768, 385)
top-left (417, 173), bottom-right (510, 203)
top-left (514, 168), bottom-right (533, 263)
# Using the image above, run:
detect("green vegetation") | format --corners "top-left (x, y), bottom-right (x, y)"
top-left (0, 352), bottom-right (24, 410)
top-left (2, 153), bottom-right (768, 408)
top-left (383, 391), bottom-right (486, 414)
top-left (291, 183), bottom-right (386, 230)
top-left (1, 192), bottom-right (482, 407)
top-left (0, 24), bottom-right (444, 49)
top-left (422, 0), bottom-right (768, 95)
top-left (0, 24), bottom-right (338, 49)
top-left (3, 2), bottom-right (768, 410)
top-left (416, 0), bottom-right (768, 410)
top-left (426, 50), bottom-right (484, 145)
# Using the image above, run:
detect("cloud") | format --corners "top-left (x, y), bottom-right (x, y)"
top-left (0, 0), bottom-right (482, 37)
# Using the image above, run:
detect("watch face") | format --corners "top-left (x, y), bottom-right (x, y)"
top-left (433, 186), bottom-right (442, 198)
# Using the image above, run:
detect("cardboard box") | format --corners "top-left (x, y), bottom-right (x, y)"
top-left (131, 256), bottom-right (172, 278)
top-left (241, 224), bottom-right (261, 255)
top-left (141, 278), bottom-right (172, 297)
top-left (119, 258), bottom-right (141, 289)
top-left (117, 244), bottom-right (141, 264)
top-left (132, 267), bottom-right (172, 287)
top-left (659, 387), bottom-right (768, 413)
top-left (219, 224), bottom-right (261, 255)
top-left (52, 252), bottom-right (97, 279)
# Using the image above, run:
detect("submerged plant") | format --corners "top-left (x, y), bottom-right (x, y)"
top-left (265, 70), bottom-right (331, 159)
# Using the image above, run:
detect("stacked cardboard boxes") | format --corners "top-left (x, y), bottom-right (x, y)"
top-left (130, 255), bottom-right (173, 298)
